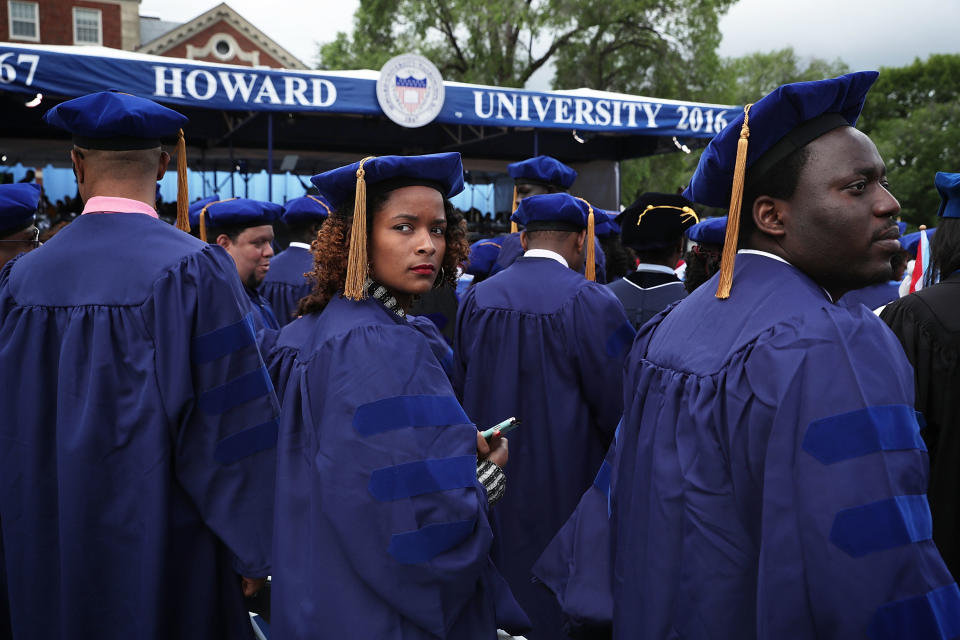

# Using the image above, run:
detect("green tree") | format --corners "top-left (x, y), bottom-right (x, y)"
top-left (859, 54), bottom-right (960, 228)
top-left (318, 0), bottom-right (734, 90)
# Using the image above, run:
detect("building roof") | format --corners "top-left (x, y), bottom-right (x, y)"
top-left (139, 16), bottom-right (183, 47)
top-left (136, 2), bottom-right (308, 70)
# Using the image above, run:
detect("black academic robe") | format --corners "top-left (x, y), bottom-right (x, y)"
top-left (881, 271), bottom-right (960, 579)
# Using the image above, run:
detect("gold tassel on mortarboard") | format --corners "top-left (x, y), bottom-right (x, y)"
top-left (575, 197), bottom-right (596, 282)
top-left (344, 156), bottom-right (376, 301)
top-left (510, 185), bottom-right (519, 233)
top-left (175, 128), bottom-right (190, 232)
top-left (197, 197), bottom-right (238, 243)
top-left (715, 104), bottom-right (753, 300)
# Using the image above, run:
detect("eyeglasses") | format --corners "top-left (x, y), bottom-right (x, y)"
top-left (0, 226), bottom-right (40, 250)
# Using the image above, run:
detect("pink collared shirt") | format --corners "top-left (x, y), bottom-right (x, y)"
top-left (81, 196), bottom-right (158, 219)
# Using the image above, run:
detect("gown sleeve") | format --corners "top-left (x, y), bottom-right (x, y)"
top-left (570, 285), bottom-right (635, 439)
top-left (744, 305), bottom-right (958, 638)
top-left (145, 245), bottom-right (280, 578)
top-left (304, 323), bottom-right (516, 637)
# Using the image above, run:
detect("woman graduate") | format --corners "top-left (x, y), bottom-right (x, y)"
top-left (269, 152), bottom-right (530, 639)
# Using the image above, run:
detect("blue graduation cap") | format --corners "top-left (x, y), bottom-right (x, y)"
top-left (511, 193), bottom-right (610, 281)
top-left (310, 152), bottom-right (465, 300)
top-left (43, 90), bottom-right (192, 232)
top-left (594, 215), bottom-right (621, 238)
top-left (897, 221), bottom-right (908, 236)
top-left (507, 156), bottom-right (577, 189)
top-left (935, 172), bottom-right (960, 218)
top-left (464, 237), bottom-right (504, 277)
top-left (0, 183), bottom-right (40, 235)
top-left (683, 71), bottom-right (879, 298)
top-left (616, 192), bottom-right (698, 251)
top-left (188, 195), bottom-right (220, 223)
top-left (282, 195), bottom-right (332, 226)
top-left (687, 216), bottom-right (728, 246)
top-left (194, 198), bottom-right (282, 242)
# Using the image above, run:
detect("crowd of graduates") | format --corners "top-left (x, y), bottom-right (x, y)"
top-left (1, 68), bottom-right (960, 640)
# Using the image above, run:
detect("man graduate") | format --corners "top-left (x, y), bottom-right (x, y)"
top-left (192, 197), bottom-right (284, 331)
top-left (492, 155), bottom-right (607, 282)
top-left (259, 194), bottom-right (331, 326)
top-left (0, 91), bottom-right (280, 638)
top-left (607, 192), bottom-right (698, 329)
top-left (0, 183), bottom-right (42, 269)
top-left (882, 172), bottom-right (960, 581)
top-left (454, 193), bottom-right (634, 639)
top-left (537, 72), bottom-right (959, 640)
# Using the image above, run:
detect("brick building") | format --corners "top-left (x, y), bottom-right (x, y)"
top-left (1, 0), bottom-right (306, 69)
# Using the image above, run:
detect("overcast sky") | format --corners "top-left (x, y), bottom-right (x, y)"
top-left (139, 0), bottom-right (960, 89)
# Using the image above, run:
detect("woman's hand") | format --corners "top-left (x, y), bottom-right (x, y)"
top-left (476, 430), bottom-right (509, 468)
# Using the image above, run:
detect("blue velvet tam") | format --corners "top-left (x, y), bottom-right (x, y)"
top-left (43, 91), bottom-right (188, 150)
top-left (282, 195), bottom-right (332, 225)
top-left (511, 193), bottom-right (613, 230)
top-left (686, 216), bottom-right (728, 245)
top-left (897, 221), bottom-right (908, 235)
top-left (464, 237), bottom-right (504, 277)
top-left (187, 195), bottom-right (220, 222)
top-left (684, 71), bottom-right (879, 208)
top-left (594, 214), bottom-right (621, 238)
top-left (902, 228), bottom-right (937, 254)
top-left (616, 192), bottom-right (698, 251)
top-left (935, 172), bottom-right (960, 218)
top-left (197, 198), bottom-right (282, 228)
top-left (0, 183), bottom-right (40, 235)
top-left (310, 152), bottom-right (464, 212)
top-left (507, 155), bottom-right (577, 189)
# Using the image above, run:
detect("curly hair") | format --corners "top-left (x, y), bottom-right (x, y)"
top-left (296, 189), bottom-right (469, 316)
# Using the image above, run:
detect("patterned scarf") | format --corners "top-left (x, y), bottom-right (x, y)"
top-left (365, 277), bottom-right (406, 318)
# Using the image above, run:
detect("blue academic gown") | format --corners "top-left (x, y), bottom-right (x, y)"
top-left (259, 244), bottom-right (313, 327)
top-left (454, 256), bottom-right (634, 639)
top-left (539, 252), bottom-right (959, 639)
top-left (0, 213), bottom-right (280, 639)
top-left (246, 285), bottom-right (280, 331)
top-left (839, 280), bottom-right (901, 311)
top-left (492, 232), bottom-right (608, 283)
top-left (270, 295), bottom-right (529, 639)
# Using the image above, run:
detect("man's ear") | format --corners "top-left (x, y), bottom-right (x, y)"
top-left (70, 148), bottom-right (84, 185)
top-left (753, 196), bottom-right (787, 238)
top-left (575, 229), bottom-right (586, 253)
top-left (215, 234), bottom-right (232, 250)
top-left (157, 150), bottom-right (170, 181)
top-left (520, 230), bottom-right (528, 252)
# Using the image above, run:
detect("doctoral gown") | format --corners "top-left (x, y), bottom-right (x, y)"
top-left (552, 252), bottom-right (958, 639)
top-left (881, 272), bottom-right (960, 580)
top-left (259, 244), bottom-right (313, 327)
top-left (270, 294), bottom-right (529, 639)
top-left (245, 285), bottom-right (280, 332)
top-left (454, 257), bottom-right (634, 639)
top-left (839, 280), bottom-right (901, 312)
top-left (607, 268), bottom-right (687, 330)
top-left (491, 232), bottom-right (608, 283)
top-left (0, 213), bottom-right (280, 639)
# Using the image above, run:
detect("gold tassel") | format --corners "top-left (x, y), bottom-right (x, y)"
top-left (175, 128), bottom-right (190, 232)
top-left (715, 104), bottom-right (753, 300)
top-left (510, 185), bottom-right (519, 233)
top-left (198, 197), bottom-right (238, 243)
top-left (344, 156), bottom-right (376, 301)
top-left (575, 197), bottom-right (596, 282)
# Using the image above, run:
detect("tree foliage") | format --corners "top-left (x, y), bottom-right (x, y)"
top-left (860, 54), bottom-right (960, 228)
top-left (318, 0), bottom-right (734, 91)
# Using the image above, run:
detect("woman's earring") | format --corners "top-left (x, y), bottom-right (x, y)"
top-left (433, 266), bottom-right (445, 288)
